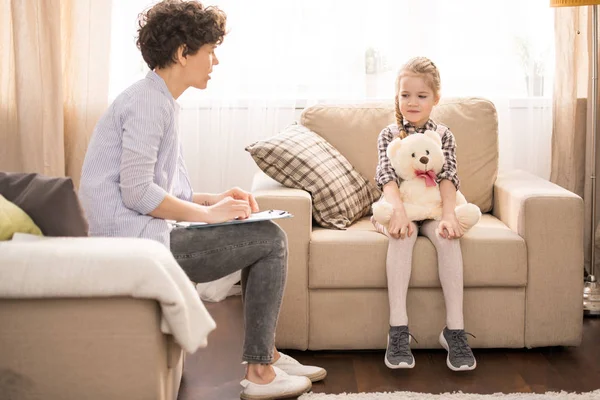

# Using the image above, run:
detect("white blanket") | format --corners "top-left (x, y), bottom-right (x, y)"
top-left (0, 236), bottom-right (216, 353)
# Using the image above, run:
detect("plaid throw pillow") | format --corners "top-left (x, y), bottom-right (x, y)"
top-left (246, 124), bottom-right (381, 229)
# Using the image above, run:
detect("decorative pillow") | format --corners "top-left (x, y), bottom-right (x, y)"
top-left (0, 173), bottom-right (88, 237)
top-left (0, 194), bottom-right (43, 240)
top-left (246, 124), bottom-right (381, 229)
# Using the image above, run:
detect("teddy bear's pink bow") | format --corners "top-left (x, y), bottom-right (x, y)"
top-left (415, 169), bottom-right (437, 187)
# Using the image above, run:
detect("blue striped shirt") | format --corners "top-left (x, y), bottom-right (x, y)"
top-left (79, 71), bottom-right (193, 247)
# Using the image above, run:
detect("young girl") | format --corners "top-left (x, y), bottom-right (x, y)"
top-left (373, 57), bottom-right (476, 371)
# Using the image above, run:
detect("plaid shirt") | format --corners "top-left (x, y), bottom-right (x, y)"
top-left (375, 118), bottom-right (460, 190)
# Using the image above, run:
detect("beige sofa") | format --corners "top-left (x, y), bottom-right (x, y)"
top-left (0, 171), bottom-right (187, 400)
top-left (252, 98), bottom-right (585, 351)
top-left (0, 297), bottom-right (184, 400)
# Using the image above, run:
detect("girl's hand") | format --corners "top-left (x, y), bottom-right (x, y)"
top-left (438, 212), bottom-right (464, 239)
top-left (388, 208), bottom-right (414, 239)
top-left (205, 196), bottom-right (252, 223)
top-left (219, 187), bottom-right (259, 213)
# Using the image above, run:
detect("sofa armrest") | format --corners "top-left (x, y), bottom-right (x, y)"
top-left (251, 172), bottom-right (312, 349)
top-left (0, 236), bottom-right (215, 353)
top-left (493, 170), bottom-right (584, 347)
top-left (0, 297), bottom-right (183, 400)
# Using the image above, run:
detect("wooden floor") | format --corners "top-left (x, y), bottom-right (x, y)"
top-left (178, 297), bottom-right (600, 400)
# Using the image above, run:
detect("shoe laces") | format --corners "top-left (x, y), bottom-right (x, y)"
top-left (389, 329), bottom-right (418, 357)
top-left (450, 330), bottom-right (476, 358)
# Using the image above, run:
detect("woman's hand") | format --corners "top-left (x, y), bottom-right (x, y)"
top-left (204, 196), bottom-right (252, 224)
top-left (218, 187), bottom-right (259, 213)
top-left (388, 207), bottom-right (414, 239)
top-left (438, 212), bottom-right (464, 239)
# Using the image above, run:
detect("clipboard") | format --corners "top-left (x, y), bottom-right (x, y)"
top-left (173, 209), bottom-right (293, 229)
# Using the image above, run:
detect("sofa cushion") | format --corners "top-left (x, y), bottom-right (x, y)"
top-left (0, 195), bottom-right (43, 240)
top-left (0, 172), bottom-right (88, 237)
top-left (300, 98), bottom-right (498, 213)
top-left (246, 124), bottom-right (381, 229)
top-left (308, 214), bottom-right (526, 288)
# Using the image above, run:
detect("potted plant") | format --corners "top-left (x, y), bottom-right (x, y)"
top-left (515, 36), bottom-right (549, 97)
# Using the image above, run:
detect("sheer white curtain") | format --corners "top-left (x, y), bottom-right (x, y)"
top-left (110, 0), bottom-right (554, 193)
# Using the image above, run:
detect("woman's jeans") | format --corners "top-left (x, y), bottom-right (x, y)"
top-left (170, 220), bottom-right (287, 363)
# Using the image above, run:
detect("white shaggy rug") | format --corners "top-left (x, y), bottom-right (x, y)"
top-left (299, 390), bottom-right (600, 400)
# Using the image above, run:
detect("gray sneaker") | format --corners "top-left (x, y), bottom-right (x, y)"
top-left (439, 327), bottom-right (477, 371)
top-left (384, 325), bottom-right (417, 369)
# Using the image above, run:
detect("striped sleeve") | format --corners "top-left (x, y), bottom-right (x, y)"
top-left (119, 92), bottom-right (169, 214)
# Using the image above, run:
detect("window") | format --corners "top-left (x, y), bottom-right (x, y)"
top-left (109, 0), bottom-right (554, 102)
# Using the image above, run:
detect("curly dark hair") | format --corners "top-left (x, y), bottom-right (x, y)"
top-left (136, 0), bottom-right (227, 70)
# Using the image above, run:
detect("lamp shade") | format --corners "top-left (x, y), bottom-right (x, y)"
top-left (550, 0), bottom-right (600, 6)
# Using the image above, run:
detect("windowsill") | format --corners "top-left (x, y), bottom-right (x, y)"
top-left (108, 90), bottom-right (553, 110)
top-left (506, 97), bottom-right (552, 109)
top-left (172, 96), bottom-right (553, 111)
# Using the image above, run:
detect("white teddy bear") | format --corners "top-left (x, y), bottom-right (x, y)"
top-left (372, 130), bottom-right (481, 234)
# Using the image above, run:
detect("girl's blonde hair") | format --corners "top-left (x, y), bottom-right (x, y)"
top-left (394, 57), bottom-right (441, 139)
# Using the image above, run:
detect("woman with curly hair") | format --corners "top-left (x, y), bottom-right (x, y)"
top-left (79, 1), bottom-right (324, 398)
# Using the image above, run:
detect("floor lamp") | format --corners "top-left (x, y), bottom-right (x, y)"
top-left (550, 0), bottom-right (600, 315)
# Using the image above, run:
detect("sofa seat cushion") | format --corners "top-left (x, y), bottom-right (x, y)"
top-left (308, 214), bottom-right (527, 289)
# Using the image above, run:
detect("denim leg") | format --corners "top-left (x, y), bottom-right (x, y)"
top-left (170, 220), bottom-right (287, 363)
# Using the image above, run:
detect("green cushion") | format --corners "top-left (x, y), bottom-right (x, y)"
top-left (0, 194), bottom-right (42, 240)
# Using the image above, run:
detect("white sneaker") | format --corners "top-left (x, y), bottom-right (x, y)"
top-left (240, 366), bottom-right (311, 400)
top-left (272, 352), bottom-right (327, 382)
